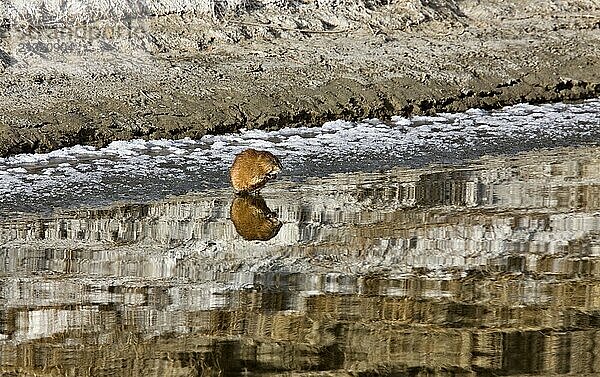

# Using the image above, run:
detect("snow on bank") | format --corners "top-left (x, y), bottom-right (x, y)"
top-left (1, 0), bottom-right (454, 27)
top-left (2, 0), bottom-right (234, 26)
top-left (0, 99), bottom-right (599, 214)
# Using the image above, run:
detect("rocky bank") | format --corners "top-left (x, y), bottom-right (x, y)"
top-left (0, 0), bottom-right (599, 156)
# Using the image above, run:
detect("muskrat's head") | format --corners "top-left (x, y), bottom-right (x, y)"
top-left (230, 149), bottom-right (283, 193)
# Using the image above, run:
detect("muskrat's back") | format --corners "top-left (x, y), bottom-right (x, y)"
top-left (230, 149), bottom-right (282, 193)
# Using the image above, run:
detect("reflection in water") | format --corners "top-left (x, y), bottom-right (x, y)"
top-left (0, 146), bottom-right (600, 375)
top-left (230, 194), bottom-right (282, 241)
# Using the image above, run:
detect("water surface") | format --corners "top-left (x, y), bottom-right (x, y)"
top-left (0, 100), bottom-right (600, 376)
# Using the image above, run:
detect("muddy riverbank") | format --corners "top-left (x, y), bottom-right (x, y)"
top-left (0, 0), bottom-right (599, 156)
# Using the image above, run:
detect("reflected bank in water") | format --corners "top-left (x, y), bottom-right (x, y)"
top-left (1, 145), bottom-right (600, 376)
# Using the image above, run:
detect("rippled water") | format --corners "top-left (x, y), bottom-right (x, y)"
top-left (1, 100), bottom-right (600, 376)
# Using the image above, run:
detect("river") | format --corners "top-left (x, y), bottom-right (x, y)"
top-left (0, 99), bottom-right (600, 375)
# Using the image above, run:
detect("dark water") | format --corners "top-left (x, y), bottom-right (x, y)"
top-left (1, 100), bottom-right (600, 376)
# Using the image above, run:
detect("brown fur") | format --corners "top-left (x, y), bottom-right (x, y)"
top-left (230, 194), bottom-right (282, 241)
top-left (229, 149), bottom-right (282, 193)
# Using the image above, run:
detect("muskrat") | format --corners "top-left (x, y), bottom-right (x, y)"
top-left (230, 149), bottom-right (282, 193)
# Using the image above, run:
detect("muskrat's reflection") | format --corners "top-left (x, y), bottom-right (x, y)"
top-left (230, 194), bottom-right (282, 241)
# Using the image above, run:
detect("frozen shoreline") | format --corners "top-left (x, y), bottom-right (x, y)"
top-left (0, 0), bottom-right (599, 156)
top-left (1, 99), bottom-right (599, 215)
